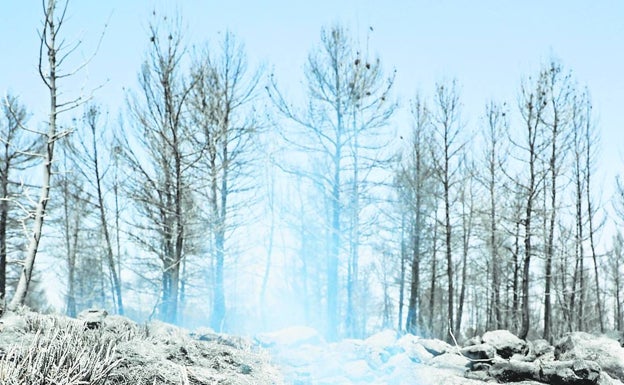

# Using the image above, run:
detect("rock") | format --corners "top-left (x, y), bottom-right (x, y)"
top-left (429, 353), bottom-right (470, 376)
top-left (419, 338), bottom-right (454, 356)
top-left (543, 359), bottom-right (601, 385)
top-left (482, 330), bottom-right (527, 359)
top-left (489, 357), bottom-right (601, 385)
top-left (364, 345), bottom-right (392, 369)
top-left (532, 339), bottom-right (554, 357)
top-left (77, 308), bottom-right (108, 329)
top-left (489, 358), bottom-right (539, 382)
top-left (364, 330), bottom-right (403, 365)
top-left (464, 370), bottom-right (493, 382)
top-left (412, 364), bottom-right (490, 385)
top-left (599, 372), bottom-right (624, 385)
top-left (383, 352), bottom-right (415, 374)
top-left (463, 335), bottom-right (482, 347)
top-left (556, 332), bottom-right (624, 382)
top-left (461, 343), bottom-right (496, 361)
top-left (396, 334), bottom-right (434, 363)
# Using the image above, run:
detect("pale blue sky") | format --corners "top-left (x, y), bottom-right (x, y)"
top-left (1, 0), bottom-right (623, 197)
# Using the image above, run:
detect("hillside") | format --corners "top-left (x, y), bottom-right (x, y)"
top-left (0, 308), bottom-right (283, 384)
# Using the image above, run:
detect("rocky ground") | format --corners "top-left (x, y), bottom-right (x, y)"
top-left (1, 308), bottom-right (624, 385)
top-left (257, 326), bottom-right (624, 385)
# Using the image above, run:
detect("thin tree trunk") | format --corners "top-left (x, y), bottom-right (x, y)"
top-left (456, 181), bottom-right (472, 335)
top-left (543, 119), bottom-right (558, 343)
top-left (0, 165), bottom-right (9, 301)
top-left (260, 180), bottom-right (275, 329)
top-left (585, 114), bottom-right (603, 332)
top-left (512, 219), bottom-right (521, 331)
top-left (407, 214), bottom-right (421, 334)
top-left (398, 214), bottom-right (406, 332)
top-left (10, 0), bottom-right (58, 309)
top-left (89, 112), bottom-right (124, 315)
top-left (428, 222), bottom-right (438, 338)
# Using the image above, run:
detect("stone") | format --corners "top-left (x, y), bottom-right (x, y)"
top-left (429, 353), bottom-right (470, 376)
top-left (463, 335), bottom-right (482, 347)
top-left (460, 343), bottom-right (496, 361)
top-left (556, 332), bottom-right (624, 382)
top-left (419, 338), bottom-right (454, 356)
top-left (77, 308), bottom-right (108, 329)
top-left (489, 357), bottom-right (601, 385)
top-left (382, 352), bottom-right (415, 374)
top-left (482, 330), bottom-right (527, 359)
top-left (541, 359), bottom-right (601, 385)
top-left (396, 334), bottom-right (434, 363)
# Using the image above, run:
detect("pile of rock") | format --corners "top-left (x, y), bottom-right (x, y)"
top-left (258, 327), bottom-right (624, 385)
top-left (459, 330), bottom-right (624, 385)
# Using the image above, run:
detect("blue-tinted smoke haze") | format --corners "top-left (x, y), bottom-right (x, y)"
top-left (0, 1), bottom-right (622, 326)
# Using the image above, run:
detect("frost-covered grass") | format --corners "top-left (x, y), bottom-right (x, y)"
top-left (0, 310), bottom-right (283, 385)
top-left (0, 313), bottom-right (121, 385)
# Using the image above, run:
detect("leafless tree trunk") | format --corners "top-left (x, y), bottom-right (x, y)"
top-left (123, 17), bottom-right (194, 324)
top-left (82, 106), bottom-right (124, 315)
top-left (611, 233), bottom-right (624, 331)
top-left (0, 96), bottom-right (38, 301)
top-left (188, 32), bottom-right (262, 331)
top-left (428, 219), bottom-right (438, 337)
top-left (541, 62), bottom-right (573, 342)
top-left (456, 158), bottom-right (474, 335)
top-left (10, 0), bottom-right (73, 309)
top-left (399, 96), bottom-right (432, 335)
top-left (480, 101), bottom-right (508, 330)
top-left (269, 24), bottom-right (394, 339)
top-left (430, 81), bottom-right (463, 342)
top-left (581, 97), bottom-right (603, 333)
top-left (516, 72), bottom-right (547, 340)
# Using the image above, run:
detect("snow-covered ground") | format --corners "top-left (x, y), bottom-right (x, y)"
top-left (256, 327), bottom-right (481, 385)
top-left (3, 309), bottom-right (624, 385)
top-left (257, 326), bottom-right (624, 385)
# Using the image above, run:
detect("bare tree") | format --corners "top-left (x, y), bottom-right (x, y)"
top-left (56, 143), bottom-right (89, 317)
top-left (0, 95), bottom-right (39, 301)
top-left (430, 80), bottom-right (464, 342)
top-left (269, 24), bottom-right (394, 339)
top-left (396, 95), bottom-right (434, 335)
top-left (515, 69), bottom-right (548, 340)
top-left (455, 156), bottom-right (475, 335)
top-left (10, 0), bottom-right (96, 309)
top-left (478, 101), bottom-right (509, 330)
top-left (188, 31), bottom-right (262, 331)
top-left (609, 232), bottom-right (624, 330)
top-left (122, 17), bottom-right (194, 324)
top-left (540, 61), bottom-right (574, 342)
top-left (571, 90), bottom-right (603, 332)
top-left (63, 105), bottom-right (124, 315)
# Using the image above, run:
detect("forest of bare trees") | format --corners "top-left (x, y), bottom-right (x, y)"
top-left (2, 0), bottom-right (623, 345)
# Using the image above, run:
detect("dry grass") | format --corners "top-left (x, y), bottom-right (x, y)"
top-left (0, 310), bottom-right (283, 385)
top-left (0, 313), bottom-right (120, 385)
